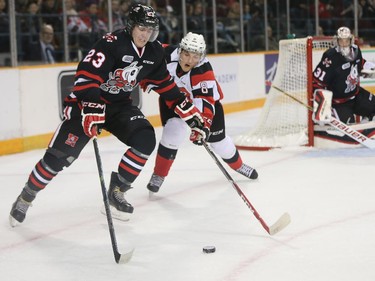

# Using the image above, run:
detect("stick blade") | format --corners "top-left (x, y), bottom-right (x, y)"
top-left (268, 212), bottom-right (291, 235)
top-left (115, 248), bottom-right (135, 264)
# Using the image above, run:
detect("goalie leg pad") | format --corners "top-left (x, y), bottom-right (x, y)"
top-left (313, 89), bottom-right (333, 124)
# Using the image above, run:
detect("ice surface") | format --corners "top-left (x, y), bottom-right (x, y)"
top-left (1, 110), bottom-right (375, 281)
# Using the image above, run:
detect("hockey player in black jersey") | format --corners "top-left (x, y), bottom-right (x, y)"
top-left (9, 4), bottom-right (209, 225)
top-left (313, 26), bottom-right (375, 124)
top-left (146, 32), bottom-right (258, 194)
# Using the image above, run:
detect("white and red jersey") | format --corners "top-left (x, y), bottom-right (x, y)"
top-left (163, 45), bottom-right (224, 125)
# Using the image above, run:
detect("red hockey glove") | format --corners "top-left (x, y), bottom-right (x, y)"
top-left (189, 125), bottom-right (210, 145)
top-left (174, 97), bottom-right (210, 145)
top-left (81, 101), bottom-right (106, 138)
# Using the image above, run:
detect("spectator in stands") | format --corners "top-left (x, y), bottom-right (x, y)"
top-left (187, 1), bottom-right (205, 34)
top-left (63, 0), bottom-right (88, 61)
top-left (16, 0), bottom-right (29, 12)
top-left (0, 0), bottom-right (10, 53)
top-left (40, 0), bottom-right (61, 32)
top-left (65, 0), bottom-right (88, 33)
top-left (111, 0), bottom-right (126, 31)
top-left (120, 0), bottom-right (131, 27)
top-left (78, 0), bottom-right (108, 52)
top-left (358, 0), bottom-right (374, 18)
top-left (289, 0), bottom-right (310, 33)
top-left (79, 0), bottom-right (108, 35)
top-left (248, 0), bottom-right (265, 50)
top-left (310, 0), bottom-right (334, 35)
top-left (225, 1), bottom-right (241, 45)
top-left (19, 1), bottom-right (42, 44)
top-left (267, 26), bottom-right (279, 50)
top-left (150, 0), bottom-right (176, 44)
top-left (317, 25), bottom-right (325, 36)
top-left (24, 23), bottom-right (57, 64)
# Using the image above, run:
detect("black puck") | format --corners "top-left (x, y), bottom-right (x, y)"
top-left (202, 246), bottom-right (216, 253)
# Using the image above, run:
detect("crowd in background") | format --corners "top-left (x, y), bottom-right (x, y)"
top-left (0, 0), bottom-right (374, 66)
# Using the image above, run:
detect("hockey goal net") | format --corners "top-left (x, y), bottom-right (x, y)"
top-left (235, 36), bottom-right (335, 150)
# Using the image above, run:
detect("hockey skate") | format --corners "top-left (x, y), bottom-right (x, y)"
top-left (103, 172), bottom-right (134, 221)
top-left (9, 184), bottom-right (37, 227)
top-left (147, 173), bottom-right (165, 194)
top-left (236, 164), bottom-right (258, 180)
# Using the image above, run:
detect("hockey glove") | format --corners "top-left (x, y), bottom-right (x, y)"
top-left (361, 68), bottom-right (375, 79)
top-left (81, 101), bottom-right (106, 138)
top-left (189, 125), bottom-right (210, 145)
top-left (362, 62), bottom-right (375, 78)
top-left (174, 97), bottom-right (210, 145)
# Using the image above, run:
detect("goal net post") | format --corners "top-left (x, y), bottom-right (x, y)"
top-left (235, 36), bottom-right (335, 150)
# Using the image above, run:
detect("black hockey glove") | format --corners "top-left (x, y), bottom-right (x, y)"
top-left (174, 97), bottom-right (210, 145)
top-left (81, 101), bottom-right (106, 138)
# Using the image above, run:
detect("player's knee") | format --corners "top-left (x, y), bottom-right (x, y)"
top-left (127, 127), bottom-right (156, 155)
top-left (43, 148), bottom-right (76, 172)
top-left (160, 117), bottom-right (187, 149)
top-left (210, 136), bottom-right (236, 159)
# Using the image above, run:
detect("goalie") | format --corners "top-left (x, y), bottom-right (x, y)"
top-left (312, 26), bottom-right (375, 124)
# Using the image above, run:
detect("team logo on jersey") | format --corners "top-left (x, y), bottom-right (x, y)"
top-left (65, 133), bottom-right (79, 147)
top-left (345, 65), bottom-right (359, 93)
top-left (322, 58), bottom-right (332, 67)
top-left (100, 62), bottom-right (143, 94)
top-left (103, 33), bottom-right (117, 42)
top-left (122, 55), bottom-right (134, 63)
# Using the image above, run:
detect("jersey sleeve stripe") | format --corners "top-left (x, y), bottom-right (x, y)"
top-left (73, 83), bottom-right (100, 92)
top-left (75, 70), bottom-right (104, 83)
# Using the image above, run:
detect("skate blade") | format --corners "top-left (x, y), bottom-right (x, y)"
top-left (9, 215), bottom-right (19, 227)
top-left (100, 205), bottom-right (131, 222)
top-left (148, 191), bottom-right (158, 200)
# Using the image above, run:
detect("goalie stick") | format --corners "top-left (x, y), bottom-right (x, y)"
top-left (272, 85), bottom-right (375, 149)
top-left (203, 142), bottom-right (291, 236)
top-left (93, 137), bottom-right (134, 264)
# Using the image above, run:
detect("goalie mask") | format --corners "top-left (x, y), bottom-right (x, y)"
top-left (126, 4), bottom-right (159, 42)
top-left (335, 26), bottom-right (356, 61)
top-left (179, 32), bottom-right (206, 59)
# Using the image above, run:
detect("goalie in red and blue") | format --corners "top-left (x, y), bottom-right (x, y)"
top-left (312, 26), bottom-right (375, 144)
top-left (145, 32), bottom-right (258, 194)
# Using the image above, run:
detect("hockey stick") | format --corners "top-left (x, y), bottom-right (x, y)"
top-left (272, 85), bottom-right (375, 149)
top-left (93, 137), bottom-right (134, 264)
top-left (203, 142), bottom-right (291, 235)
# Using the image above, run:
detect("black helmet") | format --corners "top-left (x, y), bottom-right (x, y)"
top-left (126, 4), bottom-right (159, 42)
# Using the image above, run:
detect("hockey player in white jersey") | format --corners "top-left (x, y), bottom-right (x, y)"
top-left (146, 32), bottom-right (258, 193)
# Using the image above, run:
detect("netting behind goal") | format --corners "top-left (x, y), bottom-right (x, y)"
top-left (235, 37), bottom-right (334, 150)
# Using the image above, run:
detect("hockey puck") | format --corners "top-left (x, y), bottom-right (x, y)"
top-left (202, 246), bottom-right (216, 254)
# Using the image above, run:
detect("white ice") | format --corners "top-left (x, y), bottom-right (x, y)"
top-left (1, 109), bottom-right (375, 281)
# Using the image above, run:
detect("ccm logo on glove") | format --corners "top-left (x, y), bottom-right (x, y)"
top-left (81, 102), bottom-right (106, 138)
top-left (81, 102), bottom-right (106, 109)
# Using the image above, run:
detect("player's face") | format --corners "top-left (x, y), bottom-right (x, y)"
top-left (338, 38), bottom-right (351, 48)
top-left (179, 49), bottom-right (201, 72)
top-left (132, 25), bottom-right (154, 48)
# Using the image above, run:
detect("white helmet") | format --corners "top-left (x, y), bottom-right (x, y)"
top-left (179, 32), bottom-right (206, 56)
top-left (335, 26), bottom-right (355, 60)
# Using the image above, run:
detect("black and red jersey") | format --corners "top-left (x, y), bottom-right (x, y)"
top-left (64, 29), bottom-right (183, 107)
top-left (312, 45), bottom-right (366, 104)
